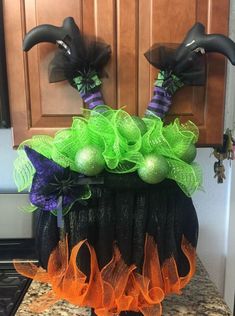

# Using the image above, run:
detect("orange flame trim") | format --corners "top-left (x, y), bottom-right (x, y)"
top-left (14, 235), bottom-right (196, 316)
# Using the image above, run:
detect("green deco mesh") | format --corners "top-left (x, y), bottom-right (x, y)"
top-left (13, 135), bottom-right (54, 192)
top-left (14, 106), bottom-right (202, 196)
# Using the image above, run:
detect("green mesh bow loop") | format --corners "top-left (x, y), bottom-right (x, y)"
top-left (106, 147), bottom-right (139, 172)
top-left (163, 119), bottom-right (199, 144)
top-left (87, 108), bottom-right (116, 139)
top-left (18, 135), bottom-right (54, 158)
top-left (107, 152), bottom-right (145, 174)
top-left (72, 115), bottom-right (88, 128)
top-left (52, 130), bottom-right (77, 170)
top-left (52, 121), bottom-right (93, 172)
top-left (52, 117), bottom-right (97, 171)
top-left (73, 70), bottom-right (102, 94)
top-left (113, 109), bottom-right (141, 141)
top-left (84, 108), bottom-right (120, 169)
top-left (14, 135), bottom-right (54, 192)
top-left (53, 129), bottom-right (78, 157)
top-left (19, 203), bottom-right (38, 213)
top-left (112, 109), bottom-right (142, 153)
top-left (141, 115), bottom-right (198, 163)
top-left (141, 115), bottom-right (180, 160)
top-left (14, 150), bottom-right (35, 192)
top-left (51, 146), bottom-right (78, 171)
top-left (141, 117), bottom-right (160, 154)
top-left (107, 109), bottom-right (143, 171)
top-left (72, 106), bottom-right (120, 169)
top-left (139, 114), bottom-right (202, 194)
top-left (85, 107), bottom-right (144, 172)
top-left (163, 119), bottom-right (198, 161)
top-left (167, 159), bottom-right (203, 196)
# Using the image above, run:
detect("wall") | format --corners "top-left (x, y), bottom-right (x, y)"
top-left (224, 163), bottom-right (235, 311)
top-left (193, 150), bottom-right (231, 296)
top-left (0, 129), bottom-right (17, 193)
top-left (0, 193), bottom-right (33, 238)
top-left (0, 129), bottom-right (33, 238)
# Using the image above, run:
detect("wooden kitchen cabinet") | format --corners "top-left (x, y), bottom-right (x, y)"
top-left (3, 0), bottom-right (229, 146)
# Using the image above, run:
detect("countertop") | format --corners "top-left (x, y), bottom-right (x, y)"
top-left (16, 258), bottom-right (232, 316)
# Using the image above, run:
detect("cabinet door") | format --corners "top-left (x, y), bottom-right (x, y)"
top-left (3, 0), bottom-right (229, 146)
top-left (137, 0), bottom-right (229, 146)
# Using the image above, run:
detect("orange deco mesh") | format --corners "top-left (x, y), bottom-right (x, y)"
top-left (14, 234), bottom-right (196, 316)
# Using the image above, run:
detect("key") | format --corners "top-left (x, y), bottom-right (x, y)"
top-left (214, 158), bottom-right (226, 183)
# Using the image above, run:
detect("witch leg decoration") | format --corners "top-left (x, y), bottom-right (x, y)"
top-left (145, 22), bottom-right (235, 118)
top-left (23, 17), bottom-right (111, 110)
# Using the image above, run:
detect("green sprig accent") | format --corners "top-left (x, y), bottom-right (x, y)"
top-left (155, 70), bottom-right (184, 95)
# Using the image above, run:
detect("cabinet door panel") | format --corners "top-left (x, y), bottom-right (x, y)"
top-left (25, 0), bottom-right (83, 127)
top-left (116, 0), bottom-right (138, 114)
top-left (82, 0), bottom-right (117, 107)
top-left (3, 0), bottom-right (229, 146)
top-left (138, 0), bottom-right (229, 145)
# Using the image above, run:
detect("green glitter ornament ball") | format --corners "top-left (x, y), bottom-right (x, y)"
top-left (177, 143), bottom-right (197, 163)
top-left (75, 145), bottom-right (105, 176)
top-left (138, 154), bottom-right (169, 184)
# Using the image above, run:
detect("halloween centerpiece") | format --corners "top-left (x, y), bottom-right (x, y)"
top-left (14, 18), bottom-right (235, 316)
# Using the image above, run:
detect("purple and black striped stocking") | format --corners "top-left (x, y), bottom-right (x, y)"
top-left (146, 86), bottom-right (172, 118)
top-left (80, 91), bottom-right (105, 110)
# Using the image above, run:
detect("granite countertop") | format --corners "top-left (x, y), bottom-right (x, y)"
top-left (16, 258), bottom-right (232, 316)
